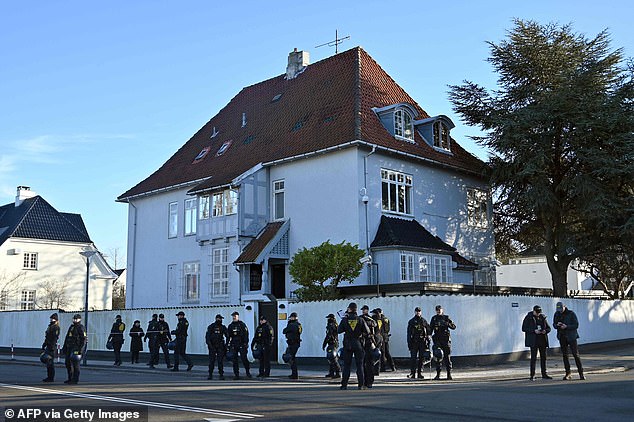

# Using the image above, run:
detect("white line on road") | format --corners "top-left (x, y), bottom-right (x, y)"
top-left (0, 383), bottom-right (263, 419)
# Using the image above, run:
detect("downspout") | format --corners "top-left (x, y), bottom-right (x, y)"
top-left (363, 145), bottom-right (377, 284)
top-left (128, 200), bottom-right (138, 308)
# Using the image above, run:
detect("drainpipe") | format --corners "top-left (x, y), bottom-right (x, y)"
top-left (362, 145), bottom-right (377, 284)
top-left (128, 200), bottom-right (138, 308)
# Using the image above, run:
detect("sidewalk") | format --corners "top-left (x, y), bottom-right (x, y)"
top-left (3, 342), bottom-right (632, 383)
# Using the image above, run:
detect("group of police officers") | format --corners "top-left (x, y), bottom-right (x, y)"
top-left (39, 304), bottom-right (455, 389)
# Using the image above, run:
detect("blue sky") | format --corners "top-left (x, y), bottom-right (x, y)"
top-left (1, 1), bottom-right (632, 267)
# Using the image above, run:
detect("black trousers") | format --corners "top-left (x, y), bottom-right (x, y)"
top-left (156, 340), bottom-right (171, 366)
top-left (173, 339), bottom-right (192, 368)
top-left (148, 336), bottom-right (157, 363)
top-left (131, 349), bottom-right (140, 363)
top-left (435, 343), bottom-right (452, 373)
top-left (208, 345), bottom-right (225, 375)
top-left (560, 336), bottom-right (583, 376)
top-left (363, 346), bottom-right (375, 387)
top-left (409, 341), bottom-right (428, 375)
top-left (113, 341), bottom-right (123, 364)
top-left (44, 347), bottom-right (55, 380)
top-left (257, 345), bottom-right (271, 376)
top-left (230, 344), bottom-right (250, 376)
top-left (287, 343), bottom-right (300, 377)
top-left (529, 343), bottom-right (548, 377)
top-left (65, 355), bottom-right (80, 382)
top-left (341, 343), bottom-right (364, 388)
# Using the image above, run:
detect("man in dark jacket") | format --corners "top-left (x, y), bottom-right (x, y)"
top-left (62, 314), bottom-right (86, 384)
top-left (129, 320), bottom-right (144, 364)
top-left (554, 302), bottom-right (585, 380)
top-left (371, 308), bottom-right (384, 376)
top-left (430, 304), bottom-right (456, 380)
top-left (283, 312), bottom-right (302, 380)
top-left (407, 307), bottom-right (430, 379)
top-left (377, 308), bottom-right (395, 372)
top-left (359, 305), bottom-right (377, 387)
top-left (522, 305), bottom-right (552, 380)
top-left (252, 315), bottom-right (274, 378)
top-left (338, 302), bottom-right (370, 390)
top-left (156, 314), bottom-right (173, 368)
top-left (170, 311), bottom-right (193, 372)
top-left (107, 315), bottom-right (126, 366)
top-left (322, 313), bottom-right (341, 378)
top-left (206, 314), bottom-right (228, 380)
top-left (144, 314), bottom-right (159, 368)
top-left (227, 311), bottom-right (251, 379)
top-left (42, 312), bottom-right (60, 382)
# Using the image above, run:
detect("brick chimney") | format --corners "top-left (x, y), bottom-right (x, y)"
top-left (15, 186), bottom-right (36, 207)
top-left (285, 48), bottom-right (310, 80)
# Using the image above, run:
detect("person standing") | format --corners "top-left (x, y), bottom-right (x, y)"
top-left (252, 315), bottom-right (275, 378)
top-left (62, 314), bottom-right (86, 384)
top-left (407, 307), bottom-right (430, 379)
top-left (322, 313), bottom-right (341, 379)
top-left (170, 311), bottom-right (193, 372)
top-left (283, 312), bottom-right (302, 380)
top-left (156, 313), bottom-right (173, 369)
top-left (41, 312), bottom-right (60, 382)
top-left (522, 305), bottom-right (552, 381)
top-left (359, 305), bottom-right (377, 387)
top-left (338, 302), bottom-right (370, 390)
top-left (429, 304), bottom-right (456, 380)
top-left (107, 315), bottom-right (126, 367)
top-left (554, 302), bottom-right (585, 380)
top-left (144, 314), bottom-right (159, 367)
top-left (377, 308), bottom-right (395, 372)
top-left (129, 320), bottom-right (144, 364)
top-left (371, 308), bottom-right (384, 376)
top-left (227, 311), bottom-right (251, 379)
top-left (206, 314), bottom-right (228, 380)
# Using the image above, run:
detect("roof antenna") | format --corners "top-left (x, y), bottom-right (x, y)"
top-left (315, 29), bottom-right (350, 54)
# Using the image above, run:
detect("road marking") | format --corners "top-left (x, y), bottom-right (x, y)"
top-left (0, 383), bottom-right (262, 419)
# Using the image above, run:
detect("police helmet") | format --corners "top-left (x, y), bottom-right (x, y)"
top-left (422, 349), bottom-right (432, 361)
top-left (252, 346), bottom-right (262, 360)
top-left (325, 347), bottom-right (338, 361)
top-left (167, 340), bottom-right (176, 351)
top-left (39, 351), bottom-right (52, 364)
top-left (106, 340), bottom-right (114, 350)
top-left (371, 347), bottom-right (382, 365)
top-left (225, 349), bottom-right (235, 362)
top-left (432, 344), bottom-right (444, 361)
top-left (282, 349), bottom-right (291, 364)
top-left (70, 353), bottom-right (82, 363)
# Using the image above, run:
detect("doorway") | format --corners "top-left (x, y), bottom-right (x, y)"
top-left (271, 264), bottom-right (286, 299)
top-left (258, 301), bottom-right (278, 360)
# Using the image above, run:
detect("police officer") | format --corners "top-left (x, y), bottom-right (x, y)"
top-left (322, 313), bottom-right (341, 378)
top-left (227, 311), bottom-right (251, 379)
top-left (42, 312), bottom-right (60, 382)
top-left (338, 302), bottom-right (370, 390)
top-left (430, 304), bottom-right (456, 380)
top-left (170, 311), bottom-right (194, 372)
top-left (156, 313), bottom-right (173, 368)
top-left (107, 314), bottom-right (126, 366)
top-left (62, 314), bottom-right (86, 384)
top-left (407, 306), bottom-right (430, 379)
top-left (206, 314), bottom-right (228, 380)
top-left (252, 315), bottom-right (274, 378)
top-left (359, 305), bottom-right (377, 388)
top-left (377, 308), bottom-right (396, 372)
top-left (144, 314), bottom-right (159, 368)
top-left (371, 308), bottom-right (384, 376)
top-left (283, 312), bottom-right (302, 380)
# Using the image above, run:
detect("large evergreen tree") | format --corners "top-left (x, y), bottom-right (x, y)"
top-left (449, 20), bottom-right (634, 297)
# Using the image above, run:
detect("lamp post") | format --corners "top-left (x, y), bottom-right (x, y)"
top-left (79, 250), bottom-right (98, 366)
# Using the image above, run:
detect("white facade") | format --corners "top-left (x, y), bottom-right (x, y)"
top-left (496, 256), bottom-right (596, 291)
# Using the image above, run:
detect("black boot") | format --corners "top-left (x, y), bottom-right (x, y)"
top-left (433, 370), bottom-right (441, 380)
top-left (447, 370), bottom-right (453, 380)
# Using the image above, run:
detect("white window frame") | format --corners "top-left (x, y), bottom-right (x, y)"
top-left (273, 180), bottom-right (285, 221)
top-left (168, 202), bottom-right (178, 238)
top-left (212, 248), bottom-right (229, 298)
top-left (0, 290), bottom-right (8, 310)
top-left (394, 108), bottom-right (414, 142)
top-left (20, 289), bottom-right (36, 310)
top-left (212, 192), bottom-right (224, 218)
top-left (433, 121), bottom-right (451, 151)
top-left (418, 255), bottom-right (429, 282)
top-left (434, 256), bottom-right (449, 283)
top-left (23, 252), bottom-right (38, 270)
top-left (183, 262), bottom-right (200, 303)
top-left (184, 198), bottom-right (197, 236)
top-left (224, 190), bottom-right (238, 215)
top-left (381, 169), bottom-right (412, 215)
top-left (400, 253), bottom-right (415, 282)
top-left (199, 195), bottom-right (210, 220)
top-left (467, 188), bottom-right (489, 229)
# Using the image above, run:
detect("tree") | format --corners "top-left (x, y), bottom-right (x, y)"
top-left (289, 240), bottom-right (365, 301)
top-left (449, 20), bottom-right (634, 297)
top-left (0, 271), bottom-right (25, 310)
top-left (112, 279), bottom-right (126, 309)
top-left (36, 278), bottom-right (72, 310)
top-left (574, 244), bottom-right (634, 299)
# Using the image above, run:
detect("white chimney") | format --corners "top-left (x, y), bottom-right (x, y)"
top-left (285, 48), bottom-right (310, 80)
top-left (15, 186), bottom-right (36, 207)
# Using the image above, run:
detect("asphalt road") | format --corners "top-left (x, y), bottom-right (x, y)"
top-left (1, 361), bottom-right (633, 422)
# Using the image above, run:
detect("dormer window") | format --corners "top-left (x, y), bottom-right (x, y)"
top-left (433, 121), bottom-right (450, 150)
top-left (394, 108), bottom-right (414, 141)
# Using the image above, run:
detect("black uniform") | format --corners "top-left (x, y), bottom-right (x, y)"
top-left (338, 311), bottom-right (369, 389)
top-left (129, 323), bottom-right (144, 364)
top-left (156, 318), bottom-right (172, 367)
top-left (172, 317), bottom-right (193, 370)
top-left (322, 317), bottom-right (341, 378)
top-left (283, 318), bottom-right (302, 379)
top-left (62, 320), bottom-right (86, 384)
top-left (407, 315), bottom-right (431, 378)
top-left (227, 320), bottom-right (251, 378)
top-left (107, 317), bottom-right (126, 366)
top-left (144, 316), bottom-right (159, 366)
top-left (252, 321), bottom-right (274, 377)
top-left (206, 320), bottom-right (228, 379)
top-left (371, 311), bottom-right (384, 376)
top-left (360, 312), bottom-right (378, 387)
top-left (42, 319), bottom-right (60, 381)
top-left (430, 313), bottom-right (456, 378)
top-left (379, 311), bottom-right (395, 371)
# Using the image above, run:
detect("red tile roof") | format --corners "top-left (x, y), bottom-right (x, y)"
top-left (234, 221), bottom-right (285, 264)
top-left (118, 47), bottom-right (485, 201)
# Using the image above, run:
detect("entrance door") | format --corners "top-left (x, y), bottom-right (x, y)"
top-left (271, 264), bottom-right (286, 299)
top-left (258, 301), bottom-right (278, 360)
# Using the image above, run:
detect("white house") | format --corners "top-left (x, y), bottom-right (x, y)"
top-left (0, 186), bottom-right (117, 311)
top-left (117, 47), bottom-right (496, 309)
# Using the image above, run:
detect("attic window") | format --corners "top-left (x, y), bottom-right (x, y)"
top-left (272, 93), bottom-right (283, 102)
top-left (433, 121), bottom-right (450, 150)
top-left (291, 117), bottom-right (307, 132)
top-left (216, 140), bottom-right (233, 156)
top-left (394, 109), bottom-right (414, 142)
top-left (192, 146), bottom-right (211, 163)
top-left (243, 135), bottom-right (255, 144)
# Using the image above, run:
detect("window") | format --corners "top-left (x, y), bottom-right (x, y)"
top-left (23, 252), bottom-right (38, 270)
top-left (394, 109), bottom-right (414, 141)
top-left (434, 257), bottom-right (449, 283)
top-left (225, 190), bottom-right (238, 215)
top-left (400, 253), bottom-right (452, 283)
top-left (216, 140), bottom-right (232, 156)
top-left (467, 188), bottom-right (489, 229)
top-left (433, 121), bottom-right (450, 150)
top-left (199, 195), bottom-right (210, 219)
top-left (249, 264), bottom-right (263, 291)
top-left (192, 146), bottom-right (210, 163)
top-left (381, 169), bottom-right (412, 215)
top-left (184, 198), bottom-right (197, 235)
top-left (183, 262), bottom-right (200, 302)
top-left (400, 253), bottom-right (415, 282)
top-left (20, 290), bottom-right (36, 310)
top-left (0, 290), bottom-right (8, 310)
top-left (212, 248), bottom-right (229, 297)
top-left (212, 192), bottom-right (224, 217)
top-left (168, 202), bottom-right (178, 238)
top-left (273, 180), bottom-right (285, 220)
top-left (419, 256), bottom-right (429, 280)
